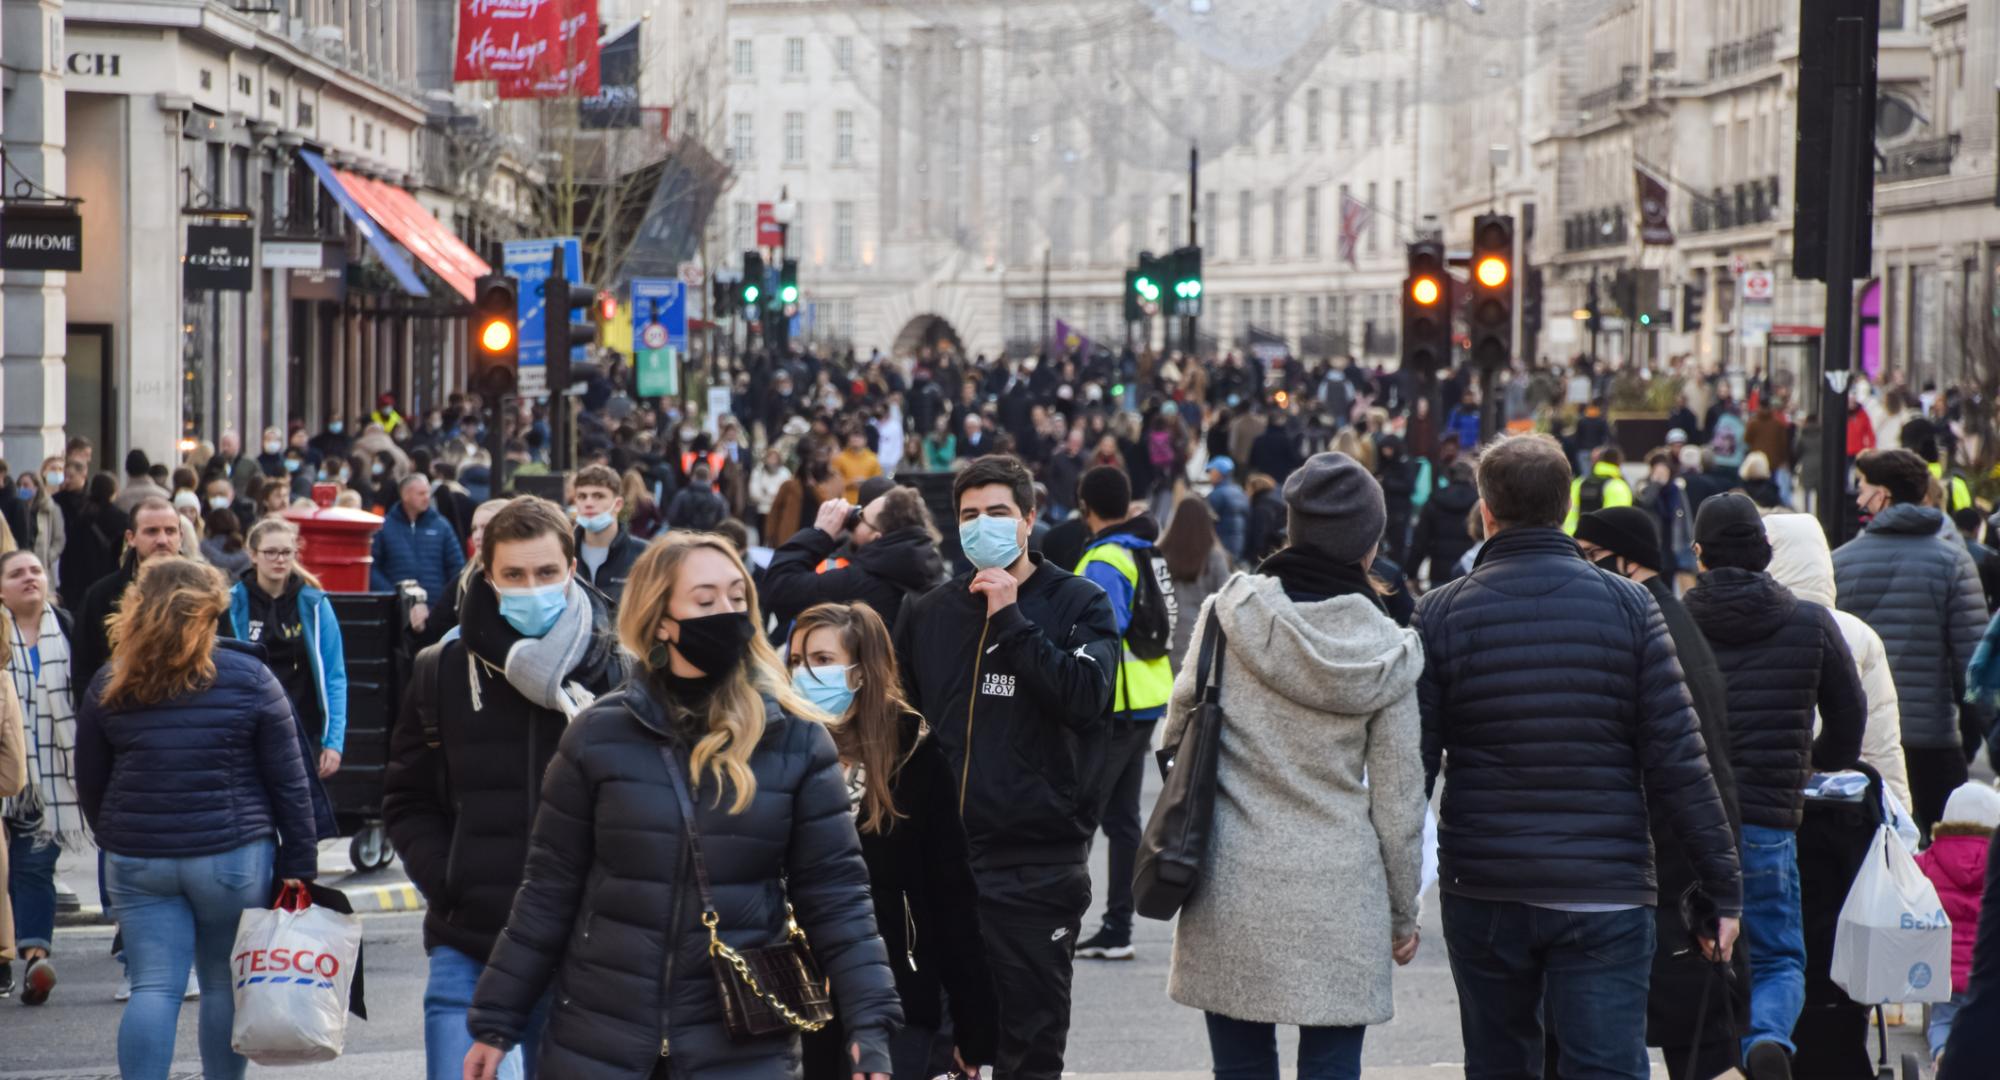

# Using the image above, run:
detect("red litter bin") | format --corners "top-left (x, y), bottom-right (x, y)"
top-left (287, 483), bottom-right (385, 593)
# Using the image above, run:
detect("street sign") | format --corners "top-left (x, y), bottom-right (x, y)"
top-left (678, 262), bottom-right (704, 287)
top-left (503, 237), bottom-right (585, 390)
top-left (631, 278), bottom-right (686, 401)
top-left (705, 385), bottom-right (732, 438)
top-left (1740, 270), bottom-right (1776, 302)
top-left (636, 345), bottom-right (677, 398)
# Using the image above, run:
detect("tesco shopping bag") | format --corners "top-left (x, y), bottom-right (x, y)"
top-left (230, 883), bottom-right (364, 1064)
top-left (1829, 824), bottom-right (1953, 1005)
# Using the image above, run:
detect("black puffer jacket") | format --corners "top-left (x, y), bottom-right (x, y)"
top-left (467, 683), bottom-right (904, 1078)
top-left (802, 716), bottom-right (997, 1077)
top-left (573, 526), bottom-right (647, 607)
top-left (1407, 480), bottom-right (1479, 587)
top-left (1684, 568), bottom-right (1867, 830)
top-left (1413, 527), bottom-right (1741, 914)
top-left (382, 579), bottom-right (625, 962)
top-left (1832, 503), bottom-right (1988, 750)
top-left (761, 526), bottom-right (944, 631)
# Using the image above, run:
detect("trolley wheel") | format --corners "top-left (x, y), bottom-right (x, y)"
top-left (349, 825), bottom-right (394, 872)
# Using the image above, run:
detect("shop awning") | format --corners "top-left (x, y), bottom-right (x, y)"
top-left (297, 149), bottom-right (429, 298)
top-left (333, 170), bottom-right (491, 301)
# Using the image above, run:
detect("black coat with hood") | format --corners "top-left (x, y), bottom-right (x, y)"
top-left (382, 575), bottom-right (625, 964)
top-left (761, 525), bottom-right (944, 631)
top-left (893, 554), bottom-right (1119, 868)
top-left (1407, 480), bottom-right (1480, 587)
top-left (466, 680), bottom-right (904, 1078)
top-left (801, 716), bottom-right (998, 1077)
top-left (1683, 567), bottom-right (1867, 830)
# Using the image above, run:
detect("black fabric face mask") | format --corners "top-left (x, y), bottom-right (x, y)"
top-left (1593, 553), bottom-right (1624, 575)
top-left (662, 610), bottom-right (756, 680)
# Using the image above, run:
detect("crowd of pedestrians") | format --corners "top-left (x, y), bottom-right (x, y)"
top-left (1, 343), bottom-right (2000, 1080)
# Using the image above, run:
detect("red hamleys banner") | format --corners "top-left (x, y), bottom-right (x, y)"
top-left (454, 0), bottom-right (561, 82)
top-left (496, 0), bottom-right (599, 98)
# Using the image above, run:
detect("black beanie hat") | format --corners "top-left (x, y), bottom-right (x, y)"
top-left (1575, 506), bottom-right (1665, 575)
top-left (1694, 492), bottom-right (1772, 571)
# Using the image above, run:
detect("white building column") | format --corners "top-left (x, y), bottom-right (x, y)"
top-left (1, 0), bottom-right (69, 467)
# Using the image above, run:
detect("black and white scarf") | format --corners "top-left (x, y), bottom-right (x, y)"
top-left (1, 607), bottom-right (87, 849)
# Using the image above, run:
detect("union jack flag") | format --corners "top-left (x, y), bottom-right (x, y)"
top-left (1338, 191), bottom-right (1372, 268)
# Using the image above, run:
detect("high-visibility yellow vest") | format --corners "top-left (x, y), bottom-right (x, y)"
top-left (1074, 542), bottom-right (1175, 715)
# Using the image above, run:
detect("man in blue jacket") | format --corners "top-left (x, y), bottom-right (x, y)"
top-left (1414, 434), bottom-right (1742, 1080)
top-left (371, 473), bottom-right (464, 639)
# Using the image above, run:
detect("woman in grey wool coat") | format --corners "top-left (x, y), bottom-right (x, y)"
top-left (1165, 451), bottom-right (1426, 1080)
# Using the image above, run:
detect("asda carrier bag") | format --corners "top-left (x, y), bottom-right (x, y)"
top-left (1829, 824), bottom-right (1953, 1005)
top-left (230, 883), bottom-right (364, 1064)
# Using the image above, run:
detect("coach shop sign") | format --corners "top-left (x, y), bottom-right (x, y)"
top-left (185, 224), bottom-right (253, 291)
top-left (0, 205), bottom-right (83, 272)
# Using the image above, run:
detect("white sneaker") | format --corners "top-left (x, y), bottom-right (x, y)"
top-left (184, 976), bottom-right (199, 1001)
top-left (113, 974), bottom-right (131, 1002)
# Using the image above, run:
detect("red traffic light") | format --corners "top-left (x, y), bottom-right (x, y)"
top-left (596, 291), bottom-right (618, 322)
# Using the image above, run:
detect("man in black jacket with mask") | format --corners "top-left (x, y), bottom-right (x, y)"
top-left (1683, 494), bottom-right (1865, 1080)
top-left (1415, 434), bottom-right (1741, 1080)
top-left (383, 498), bottom-right (625, 1080)
top-left (894, 454), bottom-right (1119, 1080)
top-left (762, 484), bottom-right (945, 631)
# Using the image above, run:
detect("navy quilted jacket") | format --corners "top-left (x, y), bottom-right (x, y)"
top-left (1683, 568), bottom-right (1866, 830)
top-left (369, 503), bottom-right (465, 601)
top-left (1832, 503), bottom-right (1988, 750)
top-left (76, 639), bottom-right (324, 881)
top-left (1414, 527), bottom-right (1741, 914)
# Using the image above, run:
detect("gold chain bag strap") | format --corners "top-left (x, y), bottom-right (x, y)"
top-left (661, 746), bottom-right (834, 1040)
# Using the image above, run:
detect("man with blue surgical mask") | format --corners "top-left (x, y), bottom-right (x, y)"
top-left (568, 464), bottom-right (643, 607)
top-left (893, 453), bottom-right (1120, 1080)
top-left (385, 496), bottom-right (625, 1080)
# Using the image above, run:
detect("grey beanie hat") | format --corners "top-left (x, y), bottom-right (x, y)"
top-left (1282, 452), bottom-right (1387, 564)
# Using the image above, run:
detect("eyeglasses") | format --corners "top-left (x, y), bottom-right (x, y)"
top-left (256, 548), bottom-right (297, 560)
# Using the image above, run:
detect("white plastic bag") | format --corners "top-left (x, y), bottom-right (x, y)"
top-left (230, 884), bottom-right (363, 1064)
top-left (1830, 824), bottom-right (1953, 1005)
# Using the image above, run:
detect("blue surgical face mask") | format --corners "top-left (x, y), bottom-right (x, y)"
top-left (578, 511), bottom-right (615, 533)
top-left (495, 580), bottom-right (569, 638)
top-left (959, 514), bottom-right (1023, 571)
top-left (44, 471), bottom-right (63, 487)
top-left (284, 458), bottom-right (302, 474)
top-left (792, 664), bottom-right (856, 716)
top-left (328, 421), bottom-right (345, 435)
top-left (17, 484), bottom-right (34, 501)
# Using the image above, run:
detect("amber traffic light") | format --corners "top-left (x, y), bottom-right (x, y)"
top-left (1402, 238), bottom-right (1451, 374)
top-left (1410, 276), bottom-right (1442, 306)
top-left (1469, 213), bottom-right (1515, 370)
top-left (470, 274), bottom-right (519, 398)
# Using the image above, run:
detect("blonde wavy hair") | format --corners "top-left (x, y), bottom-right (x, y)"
top-left (102, 558), bottom-right (228, 709)
top-left (617, 531), bottom-right (826, 813)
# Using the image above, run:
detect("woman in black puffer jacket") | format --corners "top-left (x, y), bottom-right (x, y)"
top-left (466, 532), bottom-right (902, 1080)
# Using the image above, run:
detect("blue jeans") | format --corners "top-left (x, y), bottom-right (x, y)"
top-left (1441, 893), bottom-right (1655, 1080)
top-left (425, 944), bottom-right (550, 1080)
top-left (1203, 1012), bottom-right (1363, 1080)
top-left (8, 829), bottom-right (62, 955)
top-left (1928, 994), bottom-right (1962, 1059)
top-left (102, 837), bottom-right (275, 1080)
top-left (1739, 824), bottom-right (1806, 1055)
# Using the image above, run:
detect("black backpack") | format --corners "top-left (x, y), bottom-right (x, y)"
top-left (1578, 473), bottom-right (1610, 515)
top-left (1124, 546), bottom-right (1179, 662)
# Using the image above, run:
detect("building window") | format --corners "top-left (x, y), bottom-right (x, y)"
top-left (1239, 93), bottom-right (1256, 144)
top-left (1366, 181), bottom-right (1380, 251)
top-left (732, 113), bottom-right (754, 162)
top-left (1391, 180), bottom-right (1403, 246)
top-left (1394, 80), bottom-right (1405, 140)
top-left (1050, 198), bottom-right (1074, 265)
top-left (1271, 188), bottom-right (1286, 257)
top-left (835, 201), bottom-right (855, 266)
top-left (1880, 0), bottom-right (1904, 30)
top-left (1303, 185), bottom-right (1320, 256)
top-left (1338, 86), bottom-right (1352, 144)
top-left (1237, 189), bottom-right (1253, 260)
top-left (1307, 296), bottom-right (1321, 330)
top-left (1010, 198), bottom-right (1031, 265)
top-left (1271, 95), bottom-right (1287, 150)
top-left (836, 111), bottom-right (855, 163)
top-left (1090, 196), bottom-right (1110, 265)
top-left (784, 112), bottom-right (805, 163)
top-left (1011, 106), bottom-right (1031, 164)
top-left (298, 100), bottom-right (314, 126)
top-left (1203, 191), bottom-right (1219, 249)
top-left (1128, 194), bottom-right (1147, 257)
top-left (734, 39), bottom-right (754, 77)
top-left (1305, 88), bottom-right (1322, 146)
top-left (732, 201), bottom-right (753, 252)
top-left (237, 74), bottom-right (253, 95)
top-left (1167, 195), bottom-right (1183, 247)
top-left (836, 36), bottom-right (855, 73)
top-left (363, 121), bottom-right (373, 149)
top-left (1368, 81), bottom-right (1380, 143)
top-left (1239, 297), bottom-right (1254, 332)
top-left (786, 37), bottom-right (805, 77)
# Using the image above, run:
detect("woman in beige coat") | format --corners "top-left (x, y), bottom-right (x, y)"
top-left (0, 613), bottom-right (26, 988)
top-left (1165, 452), bottom-right (1426, 1079)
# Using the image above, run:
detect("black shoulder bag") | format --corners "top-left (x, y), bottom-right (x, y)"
top-left (1133, 610), bottom-right (1226, 921)
top-left (660, 746), bottom-right (835, 1041)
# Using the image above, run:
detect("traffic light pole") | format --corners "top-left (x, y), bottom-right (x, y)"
top-left (1184, 145), bottom-right (1199, 356)
top-left (1817, 16), bottom-right (1869, 540)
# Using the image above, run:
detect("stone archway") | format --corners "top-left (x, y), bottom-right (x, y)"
top-left (892, 314), bottom-right (964, 360)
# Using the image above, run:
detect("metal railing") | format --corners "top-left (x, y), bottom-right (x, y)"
top-left (1707, 28), bottom-right (1780, 81)
top-left (1564, 207), bottom-right (1628, 252)
top-left (1687, 176), bottom-right (1781, 233)
top-left (1881, 135), bottom-right (1959, 183)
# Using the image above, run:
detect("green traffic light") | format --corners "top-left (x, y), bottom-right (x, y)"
top-left (781, 285), bottom-right (799, 303)
top-left (1135, 277), bottom-right (1159, 301)
top-left (743, 284), bottom-right (760, 302)
top-left (1176, 280), bottom-right (1202, 299)
top-left (1639, 313), bottom-right (1651, 325)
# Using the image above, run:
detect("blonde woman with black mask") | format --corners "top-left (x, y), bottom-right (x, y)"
top-left (464, 533), bottom-right (903, 1080)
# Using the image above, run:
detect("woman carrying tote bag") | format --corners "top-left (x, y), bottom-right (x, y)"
top-left (1163, 452), bottom-right (1427, 1080)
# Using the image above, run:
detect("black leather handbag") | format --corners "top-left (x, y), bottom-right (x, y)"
top-left (662, 747), bottom-right (834, 1041)
top-left (1133, 610), bottom-right (1226, 921)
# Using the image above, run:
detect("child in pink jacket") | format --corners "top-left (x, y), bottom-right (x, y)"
top-left (1914, 781), bottom-right (2000, 1072)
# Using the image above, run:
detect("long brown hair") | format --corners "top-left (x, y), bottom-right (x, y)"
top-left (244, 518), bottom-right (323, 590)
top-left (617, 532), bottom-right (824, 813)
top-left (1158, 496), bottom-right (1219, 582)
top-left (102, 558), bottom-right (228, 708)
top-left (789, 602), bottom-right (921, 835)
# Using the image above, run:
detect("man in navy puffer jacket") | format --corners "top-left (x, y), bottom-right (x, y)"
top-left (1415, 434), bottom-right (1742, 1080)
top-left (370, 473), bottom-right (464, 637)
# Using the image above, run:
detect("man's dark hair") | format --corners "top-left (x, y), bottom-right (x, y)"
top-left (872, 485), bottom-right (937, 539)
top-left (124, 449), bottom-right (151, 478)
top-left (1476, 433), bottom-right (1573, 529)
top-left (478, 496), bottom-right (577, 573)
top-left (1855, 448), bottom-right (1930, 505)
top-left (1953, 506), bottom-right (1983, 536)
top-left (713, 517), bottom-right (751, 556)
top-left (953, 454), bottom-right (1035, 518)
top-left (1079, 465), bottom-right (1133, 522)
top-left (573, 463), bottom-right (621, 495)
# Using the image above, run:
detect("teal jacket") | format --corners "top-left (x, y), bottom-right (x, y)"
top-left (225, 580), bottom-right (349, 754)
